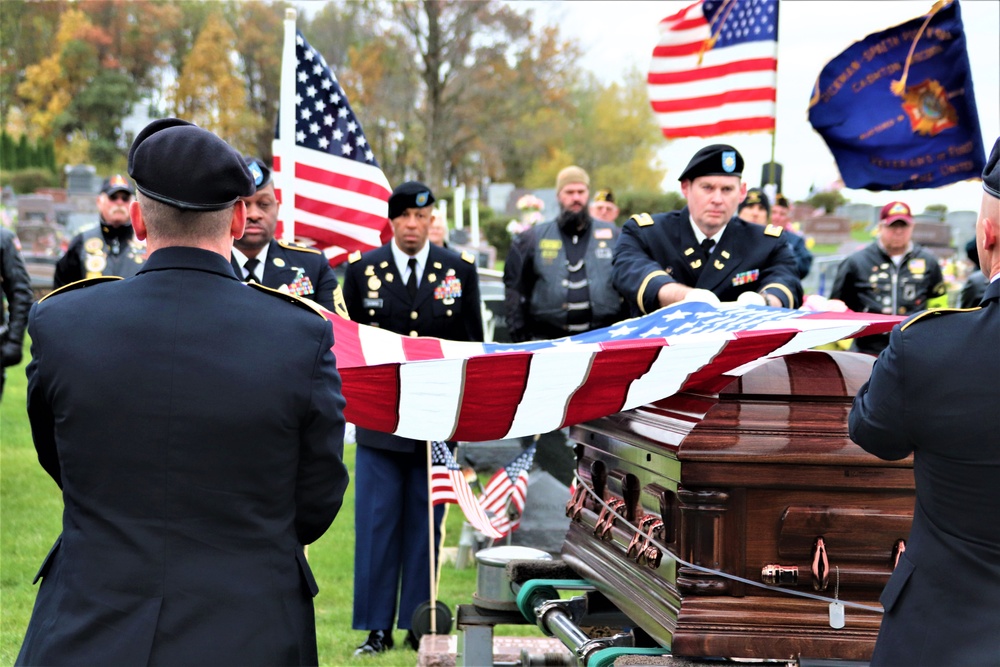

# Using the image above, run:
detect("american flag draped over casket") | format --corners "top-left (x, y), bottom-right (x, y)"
top-left (328, 302), bottom-right (901, 442)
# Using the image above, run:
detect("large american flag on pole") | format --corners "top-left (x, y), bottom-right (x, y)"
top-left (429, 441), bottom-right (505, 540)
top-left (330, 301), bottom-right (902, 442)
top-left (648, 0), bottom-right (779, 139)
top-left (480, 444), bottom-right (536, 537)
top-left (273, 29), bottom-right (392, 266)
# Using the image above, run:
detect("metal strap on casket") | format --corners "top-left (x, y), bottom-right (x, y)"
top-left (572, 473), bottom-right (884, 614)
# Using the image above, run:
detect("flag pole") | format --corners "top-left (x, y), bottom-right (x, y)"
top-left (426, 440), bottom-right (438, 635)
top-left (279, 8), bottom-right (297, 243)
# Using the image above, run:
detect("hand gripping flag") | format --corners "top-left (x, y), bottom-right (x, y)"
top-left (429, 441), bottom-right (504, 540)
top-left (273, 29), bottom-right (392, 265)
top-left (330, 301), bottom-right (903, 443)
top-left (648, 0), bottom-right (779, 139)
top-left (480, 444), bottom-right (536, 537)
top-left (808, 0), bottom-right (986, 191)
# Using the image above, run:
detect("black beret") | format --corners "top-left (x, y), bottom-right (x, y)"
top-left (774, 193), bottom-right (790, 208)
top-left (127, 118), bottom-right (255, 211)
top-left (101, 174), bottom-right (135, 196)
top-left (739, 187), bottom-right (770, 214)
top-left (965, 238), bottom-right (979, 266)
top-left (679, 144), bottom-right (744, 182)
top-left (243, 156), bottom-right (272, 192)
top-left (983, 136), bottom-right (999, 199)
top-left (388, 181), bottom-right (435, 220)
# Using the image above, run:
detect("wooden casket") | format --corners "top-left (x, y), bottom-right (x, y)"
top-left (562, 350), bottom-right (914, 661)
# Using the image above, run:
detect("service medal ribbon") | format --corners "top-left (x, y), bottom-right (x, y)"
top-left (434, 276), bottom-right (463, 300)
top-left (731, 269), bottom-right (760, 286)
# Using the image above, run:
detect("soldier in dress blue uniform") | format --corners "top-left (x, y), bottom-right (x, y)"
top-left (231, 157), bottom-right (347, 317)
top-left (53, 175), bottom-right (147, 288)
top-left (849, 137), bottom-right (1000, 666)
top-left (612, 144), bottom-right (802, 315)
top-left (16, 118), bottom-right (349, 667)
top-left (343, 181), bottom-right (483, 655)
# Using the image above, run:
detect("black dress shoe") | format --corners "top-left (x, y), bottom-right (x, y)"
top-left (353, 629), bottom-right (393, 656)
top-left (403, 629), bottom-right (420, 651)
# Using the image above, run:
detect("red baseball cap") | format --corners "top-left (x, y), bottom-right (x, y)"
top-left (879, 201), bottom-right (914, 225)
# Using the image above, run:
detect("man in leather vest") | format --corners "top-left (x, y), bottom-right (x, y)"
top-left (53, 175), bottom-right (146, 288)
top-left (504, 166), bottom-right (627, 343)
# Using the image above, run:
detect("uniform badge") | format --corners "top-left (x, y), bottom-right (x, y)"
top-left (434, 276), bottom-right (463, 302)
top-left (85, 255), bottom-right (107, 273)
top-left (248, 161), bottom-right (264, 186)
top-left (721, 250), bottom-right (731, 259)
top-left (722, 151), bottom-right (736, 172)
top-left (364, 265), bottom-right (375, 276)
top-left (461, 251), bottom-right (476, 264)
top-left (684, 247), bottom-right (695, 256)
top-left (690, 259), bottom-right (703, 270)
top-left (428, 273), bottom-right (437, 283)
top-left (908, 258), bottom-right (926, 274)
top-left (273, 257), bottom-right (286, 268)
top-left (447, 268), bottom-right (456, 276)
top-left (363, 298), bottom-right (383, 308)
top-left (714, 260), bottom-right (725, 270)
top-left (348, 251), bottom-right (362, 264)
top-left (416, 191), bottom-right (430, 207)
top-left (764, 224), bottom-right (783, 237)
top-left (632, 213), bottom-right (654, 227)
top-left (385, 272), bottom-right (394, 283)
top-left (379, 261), bottom-right (389, 269)
top-left (594, 228), bottom-right (613, 240)
top-left (368, 276), bottom-right (382, 290)
top-left (85, 238), bottom-right (104, 253)
top-left (433, 262), bottom-right (442, 269)
top-left (283, 274), bottom-right (315, 297)
top-left (731, 269), bottom-right (760, 286)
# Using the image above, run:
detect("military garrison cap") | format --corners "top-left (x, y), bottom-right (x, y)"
top-left (679, 144), bottom-right (744, 182)
top-left (127, 118), bottom-right (255, 211)
top-left (243, 156), bottom-right (272, 192)
top-left (984, 136), bottom-right (1000, 199)
top-left (388, 181), bottom-right (435, 220)
top-left (739, 188), bottom-right (770, 215)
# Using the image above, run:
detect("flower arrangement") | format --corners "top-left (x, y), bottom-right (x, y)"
top-left (506, 193), bottom-right (545, 236)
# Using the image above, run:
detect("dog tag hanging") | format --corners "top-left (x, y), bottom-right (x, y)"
top-left (829, 566), bottom-right (845, 629)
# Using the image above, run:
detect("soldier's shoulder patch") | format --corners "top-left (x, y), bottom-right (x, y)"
top-left (348, 250), bottom-right (363, 264)
top-left (763, 224), bottom-right (784, 237)
top-left (247, 282), bottom-right (329, 319)
top-left (39, 276), bottom-right (121, 303)
top-left (900, 307), bottom-right (979, 331)
top-left (461, 251), bottom-right (476, 264)
top-left (630, 213), bottom-right (655, 227)
top-left (278, 240), bottom-right (322, 255)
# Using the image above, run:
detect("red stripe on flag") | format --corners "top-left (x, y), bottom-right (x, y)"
top-left (341, 364), bottom-right (401, 434)
top-left (400, 336), bottom-right (445, 362)
top-left (681, 332), bottom-right (797, 393)
top-left (273, 155), bottom-right (281, 171)
top-left (660, 116), bottom-right (776, 138)
top-left (652, 40), bottom-right (711, 58)
top-left (450, 353), bottom-right (532, 442)
top-left (295, 162), bottom-right (392, 200)
top-left (329, 317), bottom-right (367, 368)
top-left (650, 87), bottom-right (776, 113)
top-left (648, 58), bottom-right (779, 85)
top-left (561, 346), bottom-right (661, 428)
top-left (295, 193), bottom-right (391, 230)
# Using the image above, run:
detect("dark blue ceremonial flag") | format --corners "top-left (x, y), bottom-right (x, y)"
top-left (808, 0), bottom-right (985, 191)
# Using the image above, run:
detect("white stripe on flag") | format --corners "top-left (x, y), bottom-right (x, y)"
top-left (396, 358), bottom-right (466, 440)
top-left (505, 350), bottom-right (595, 438)
top-left (654, 101), bottom-right (777, 132)
top-left (357, 325), bottom-right (407, 366)
top-left (622, 338), bottom-right (729, 412)
top-left (649, 40), bottom-right (777, 74)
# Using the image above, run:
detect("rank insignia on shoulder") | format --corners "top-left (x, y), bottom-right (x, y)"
top-left (900, 307), bottom-right (978, 331)
top-left (631, 213), bottom-right (655, 227)
top-left (763, 224), bottom-right (783, 237)
top-left (39, 276), bottom-right (122, 303)
top-left (278, 240), bottom-right (322, 255)
top-left (348, 251), bottom-right (362, 263)
top-left (461, 251), bottom-right (476, 264)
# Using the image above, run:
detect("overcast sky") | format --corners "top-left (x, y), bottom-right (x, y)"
top-left (509, 0), bottom-right (1000, 213)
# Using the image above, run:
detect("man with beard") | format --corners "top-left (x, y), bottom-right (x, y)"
top-left (231, 156), bottom-right (347, 316)
top-left (53, 175), bottom-right (146, 288)
top-left (612, 144), bottom-right (801, 315)
top-left (503, 166), bottom-right (626, 342)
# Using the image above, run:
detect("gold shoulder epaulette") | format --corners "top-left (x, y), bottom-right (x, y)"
top-left (900, 307), bottom-right (979, 331)
top-left (247, 282), bottom-right (329, 320)
top-left (39, 276), bottom-right (122, 303)
top-left (461, 251), bottom-right (476, 264)
top-left (631, 213), bottom-right (655, 227)
top-left (278, 240), bottom-right (321, 255)
top-left (348, 250), bottom-right (363, 264)
top-left (763, 224), bottom-right (783, 237)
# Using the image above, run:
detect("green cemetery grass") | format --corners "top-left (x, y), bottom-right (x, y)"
top-left (0, 341), bottom-right (543, 666)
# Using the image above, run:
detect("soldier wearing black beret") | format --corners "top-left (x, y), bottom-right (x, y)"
top-left (343, 180), bottom-right (483, 655)
top-left (612, 143), bottom-right (802, 314)
top-left (230, 156), bottom-right (347, 316)
top-left (17, 118), bottom-right (349, 666)
top-left (849, 136), bottom-right (1000, 666)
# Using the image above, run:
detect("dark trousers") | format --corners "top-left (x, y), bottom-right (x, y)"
top-left (352, 445), bottom-right (445, 631)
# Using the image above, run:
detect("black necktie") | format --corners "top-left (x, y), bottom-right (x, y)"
top-left (701, 238), bottom-right (716, 256)
top-left (406, 257), bottom-right (418, 299)
top-left (243, 258), bottom-right (259, 283)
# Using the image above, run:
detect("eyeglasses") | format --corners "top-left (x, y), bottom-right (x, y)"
top-left (108, 193), bottom-right (132, 202)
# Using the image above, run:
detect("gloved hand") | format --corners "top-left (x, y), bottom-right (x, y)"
top-left (1, 340), bottom-right (23, 367)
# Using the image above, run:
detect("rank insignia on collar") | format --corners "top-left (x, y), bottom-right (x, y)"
top-left (684, 247), bottom-right (695, 256)
top-left (379, 261), bottom-right (389, 269)
top-left (433, 261), bottom-right (442, 269)
top-left (721, 250), bottom-right (731, 259)
top-left (690, 259), bottom-right (703, 269)
top-left (714, 260), bottom-right (725, 270)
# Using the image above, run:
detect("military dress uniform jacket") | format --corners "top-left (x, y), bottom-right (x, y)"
top-left (230, 238), bottom-right (346, 316)
top-left (612, 207), bottom-right (802, 316)
top-left (1, 227), bottom-right (33, 366)
top-left (17, 247), bottom-right (349, 667)
top-left (849, 278), bottom-right (1000, 666)
top-left (342, 242), bottom-right (483, 452)
top-left (830, 241), bottom-right (946, 354)
top-left (53, 222), bottom-right (146, 289)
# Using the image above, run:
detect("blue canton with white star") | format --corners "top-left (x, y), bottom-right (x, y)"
top-left (703, 0), bottom-right (778, 47)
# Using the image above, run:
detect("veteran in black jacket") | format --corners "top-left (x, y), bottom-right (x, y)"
top-left (231, 157), bottom-right (347, 317)
top-left (343, 181), bottom-right (482, 655)
top-left (16, 119), bottom-right (349, 667)
top-left (612, 145), bottom-right (802, 315)
top-left (849, 137), bottom-right (1000, 666)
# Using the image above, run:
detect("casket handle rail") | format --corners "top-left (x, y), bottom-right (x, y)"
top-left (594, 499), bottom-right (626, 540)
top-left (626, 516), bottom-right (664, 569)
